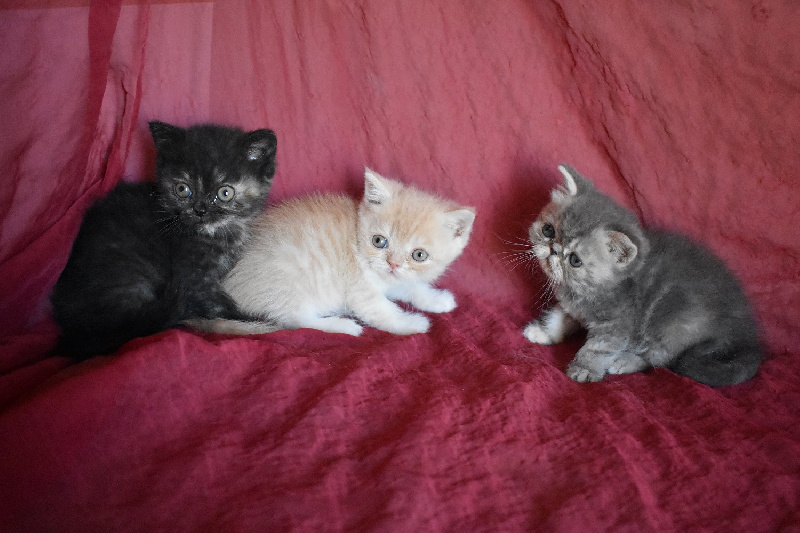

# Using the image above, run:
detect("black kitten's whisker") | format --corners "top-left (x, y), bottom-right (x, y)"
top-left (51, 122), bottom-right (278, 360)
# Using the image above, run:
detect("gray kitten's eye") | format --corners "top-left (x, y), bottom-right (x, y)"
top-left (568, 253), bottom-right (582, 267)
top-left (372, 235), bottom-right (388, 249)
top-left (411, 249), bottom-right (428, 262)
top-left (174, 182), bottom-right (192, 198)
top-left (217, 185), bottom-right (235, 202)
top-left (541, 223), bottom-right (555, 239)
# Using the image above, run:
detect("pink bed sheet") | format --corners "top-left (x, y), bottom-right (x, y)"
top-left (1, 1), bottom-right (799, 530)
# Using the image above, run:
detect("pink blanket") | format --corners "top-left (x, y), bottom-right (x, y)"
top-left (2, 1), bottom-right (799, 530)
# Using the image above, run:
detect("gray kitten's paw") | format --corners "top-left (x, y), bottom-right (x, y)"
top-left (566, 362), bottom-right (605, 383)
top-left (606, 353), bottom-right (648, 375)
top-left (523, 323), bottom-right (554, 344)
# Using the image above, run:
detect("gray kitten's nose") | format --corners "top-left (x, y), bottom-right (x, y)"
top-left (550, 242), bottom-right (562, 255)
top-left (193, 201), bottom-right (208, 216)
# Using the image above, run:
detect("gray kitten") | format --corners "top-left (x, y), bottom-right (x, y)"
top-left (522, 164), bottom-right (761, 386)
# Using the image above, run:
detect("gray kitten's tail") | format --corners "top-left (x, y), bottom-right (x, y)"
top-left (669, 341), bottom-right (761, 387)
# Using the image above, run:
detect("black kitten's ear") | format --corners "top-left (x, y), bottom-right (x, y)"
top-left (149, 121), bottom-right (186, 159)
top-left (242, 129), bottom-right (277, 162)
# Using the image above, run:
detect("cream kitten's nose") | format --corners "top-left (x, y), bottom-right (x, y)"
top-left (387, 254), bottom-right (402, 272)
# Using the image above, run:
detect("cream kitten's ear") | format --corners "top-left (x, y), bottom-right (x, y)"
top-left (364, 167), bottom-right (392, 207)
top-left (605, 230), bottom-right (637, 266)
top-left (444, 208), bottom-right (476, 238)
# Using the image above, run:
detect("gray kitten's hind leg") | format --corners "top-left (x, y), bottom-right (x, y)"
top-left (566, 335), bottom-right (648, 383)
top-left (523, 305), bottom-right (581, 345)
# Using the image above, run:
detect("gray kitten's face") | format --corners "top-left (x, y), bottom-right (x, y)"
top-left (529, 165), bottom-right (640, 293)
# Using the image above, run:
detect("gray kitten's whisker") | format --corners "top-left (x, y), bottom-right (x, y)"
top-left (521, 163), bottom-right (760, 387)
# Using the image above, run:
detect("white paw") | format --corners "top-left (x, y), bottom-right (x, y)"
top-left (566, 362), bottom-right (605, 383)
top-left (338, 321), bottom-right (364, 336)
top-left (388, 313), bottom-right (430, 335)
top-left (523, 323), bottom-right (554, 345)
top-left (417, 290), bottom-right (456, 313)
top-left (304, 316), bottom-right (363, 336)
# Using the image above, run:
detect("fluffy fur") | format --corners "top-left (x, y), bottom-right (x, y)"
top-left (522, 164), bottom-right (761, 386)
top-left (51, 121), bottom-right (277, 358)
top-left (190, 168), bottom-right (475, 336)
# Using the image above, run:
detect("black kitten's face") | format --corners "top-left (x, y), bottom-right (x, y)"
top-left (149, 122), bottom-right (277, 237)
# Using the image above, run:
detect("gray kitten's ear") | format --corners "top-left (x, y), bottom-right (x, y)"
top-left (444, 208), bottom-right (476, 238)
top-left (558, 164), bottom-right (580, 196)
top-left (364, 167), bottom-right (392, 207)
top-left (605, 230), bottom-right (638, 266)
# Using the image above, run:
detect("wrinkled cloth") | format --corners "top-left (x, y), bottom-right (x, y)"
top-left (1, 1), bottom-right (799, 531)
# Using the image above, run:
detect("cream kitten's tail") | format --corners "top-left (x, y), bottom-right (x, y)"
top-left (182, 318), bottom-right (283, 335)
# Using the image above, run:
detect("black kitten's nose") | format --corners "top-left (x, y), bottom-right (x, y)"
top-left (193, 202), bottom-right (208, 216)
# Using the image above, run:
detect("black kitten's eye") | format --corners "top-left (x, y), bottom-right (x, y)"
top-left (411, 249), bottom-right (428, 262)
top-left (541, 223), bottom-right (555, 239)
top-left (372, 235), bottom-right (388, 249)
top-left (175, 182), bottom-right (192, 198)
top-left (568, 253), bottom-right (582, 267)
top-left (217, 185), bottom-right (235, 202)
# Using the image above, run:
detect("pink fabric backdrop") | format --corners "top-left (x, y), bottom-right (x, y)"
top-left (1, 1), bottom-right (799, 531)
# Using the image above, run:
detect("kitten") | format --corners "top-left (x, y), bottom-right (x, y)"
top-left (50, 121), bottom-right (277, 358)
top-left (522, 164), bottom-right (761, 386)
top-left (188, 168), bottom-right (475, 336)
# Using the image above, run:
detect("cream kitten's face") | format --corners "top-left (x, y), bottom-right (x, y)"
top-left (357, 169), bottom-right (475, 285)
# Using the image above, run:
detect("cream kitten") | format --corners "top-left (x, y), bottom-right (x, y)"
top-left (188, 168), bottom-right (475, 336)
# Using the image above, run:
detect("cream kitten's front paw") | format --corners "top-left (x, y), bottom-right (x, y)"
top-left (416, 289), bottom-right (456, 313)
top-left (301, 316), bottom-right (364, 336)
top-left (388, 313), bottom-right (430, 335)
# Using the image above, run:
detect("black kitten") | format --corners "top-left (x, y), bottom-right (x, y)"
top-left (51, 121), bottom-right (277, 359)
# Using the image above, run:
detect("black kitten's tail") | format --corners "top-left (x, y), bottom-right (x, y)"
top-left (55, 333), bottom-right (134, 361)
top-left (670, 340), bottom-right (762, 387)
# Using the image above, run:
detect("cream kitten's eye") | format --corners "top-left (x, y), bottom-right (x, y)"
top-left (372, 235), bottom-right (388, 249)
top-left (542, 223), bottom-right (555, 239)
top-left (568, 253), bottom-right (582, 267)
top-left (175, 182), bottom-right (192, 198)
top-left (411, 249), bottom-right (428, 262)
top-left (217, 185), bottom-right (235, 202)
